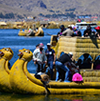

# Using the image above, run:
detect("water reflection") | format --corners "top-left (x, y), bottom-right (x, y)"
top-left (1, 92), bottom-right (100, 101)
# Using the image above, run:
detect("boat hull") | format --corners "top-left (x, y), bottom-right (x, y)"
top-left (10, 65), bottom-right (100, 94)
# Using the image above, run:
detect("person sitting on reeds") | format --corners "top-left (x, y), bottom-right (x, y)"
top-left (72, 26), bottom-right (82, 37)
top-left (95, 26), bottom-right (100, 39)
top-left (58, 25), bottom-right (66, 36)
top-left (55, 25), bottom-right (66, 42)
top-left (28, 26), bottom-right (32, 33)
top-left (83, 25), bottom-right (92, 37)
top-left (62, 25), bottom-right (74, 36)
top-left (55, 32), bottom-right (60, 42)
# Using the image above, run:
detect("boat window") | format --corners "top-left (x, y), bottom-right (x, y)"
top-left (95, 55), bottom-right (100, 60)
top-left (76, 53), bottom-right (92, 69)
top-left (94, 55), bottom-right (100, 69)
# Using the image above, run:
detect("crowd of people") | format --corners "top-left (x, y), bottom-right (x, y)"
top-left (33, 42), bottom-right (82, 82)
top-left (57, 24), bottom-right (81, 37)
top-left (56, 24), bottom-right (100, 42)
top-left (32, 24), bottom-right (100, 82)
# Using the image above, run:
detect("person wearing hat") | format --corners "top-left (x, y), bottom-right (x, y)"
top-left (68, 52), bottom-right (75, 63)
top-left (45, 43), bottom-right (56, 80)
top-left (95, 26), bottom-right (100, 39)
top-left (83, 25), bottom-right (92, 37)
top-left (33, 43), bottom-right (47, 74)
top-left (58, 25), bottom-right (66, 36)
top-left (62, 25), bottom-right (74, 36)
top-left (68, 52), bottom-right (79, 75)
top-left (55, 52), bottom-right (77, 82)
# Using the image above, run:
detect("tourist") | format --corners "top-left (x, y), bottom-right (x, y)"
top-left (94, 56), bottom-right (100, 69)
top-left (67, 52), bottom-right (79, 78)
top-left (62, 25), bottom-right (74, 36)
top-left (78, 54), bottom-right (92, 69)
top-left (68, 52), bottom-right (75, 63)
top-left (55, 25), bottom-right (66, 42)
top-left (83, 25), bottom-right (92, 37)
top-left (45, 43), bottom-right (56, 80)
top-left (55, 52), bottom-right (77, 82)
top-left (58, 25), bottom-right (66, 36)
top-left (33, 43), bottom-right (47, 74)
top-left (76, 59), bottom-right (82, 69)
top-left (73, 26), bottom-right (82, 37)
top-left (28, 26), bottom-right (33, 33)
top-left (56, 32), bottom-right (60, 42)
top-left (33, 44), bottom-right (40, 62)
top-left (95, 26), bottom-right (100, 39)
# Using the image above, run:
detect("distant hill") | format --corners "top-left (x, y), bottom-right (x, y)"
top-left (0, 0), bottom-right (100, 19)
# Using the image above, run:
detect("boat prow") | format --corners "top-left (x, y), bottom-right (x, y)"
top-left (0, 48), bottom-right (13, 92)
top-left (10, 49), bottom-right (46, 94)
top-left (35, 27), bottom-right (44, 36)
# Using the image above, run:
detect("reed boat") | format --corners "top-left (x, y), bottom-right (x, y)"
top-left (9, 43), bottom-right (100, 95)
top-left (18, 27), bottom-right (44, 36)
top-left (0, 48), bottom-right (13, 92)
top-left (10, 49), bottom-right (46, 94)
top-left (18, 29), bottom-right (27, 36)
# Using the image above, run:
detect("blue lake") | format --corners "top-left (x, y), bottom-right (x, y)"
top-left (0, 29), bottom-right (100, 101)
top-left (0, 28), bottom-right (60, 73)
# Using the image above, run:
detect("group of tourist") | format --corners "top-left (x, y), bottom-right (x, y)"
top-left (32, 24), bottom-right (100, 82)
top-left (55, 52), bottom-right (79, 82)
top-left (56, 24), bottom-right (100, 41)
top-left (33, 43), bottom-right (81, 82)
top-left (57, 24), bottom-right (81, 37)
top-left (33, 42), bottom-right (56, 80)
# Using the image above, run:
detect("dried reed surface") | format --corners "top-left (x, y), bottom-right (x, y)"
top-left (56, 37), bottom-right (100, 61)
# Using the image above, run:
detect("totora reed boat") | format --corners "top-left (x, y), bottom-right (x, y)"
top-left (9, 35), bottom-right (100, 94)
top-left (0, 48), bottom-right (13, 92)
top-left (18, 27), bottom-right (44, 37)
top-left (1, 36), bottom-right (100, 94)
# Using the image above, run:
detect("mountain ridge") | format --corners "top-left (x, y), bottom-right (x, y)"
top-left (0, 0), bottom-right (100, 19)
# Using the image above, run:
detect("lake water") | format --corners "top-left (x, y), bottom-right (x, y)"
top-left (0, 29), bottom-right (100, 101)
top-left (0, 28), bottom-right (60, 73)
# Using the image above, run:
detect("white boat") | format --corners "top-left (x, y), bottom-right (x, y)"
top-left (75, 22), bottom-right (97, 30)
